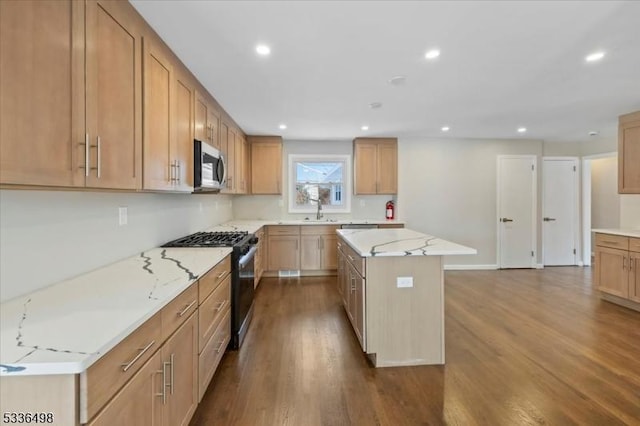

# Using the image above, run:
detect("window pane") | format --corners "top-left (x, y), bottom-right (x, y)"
top-left (295, 161), bottom-right (344, 207)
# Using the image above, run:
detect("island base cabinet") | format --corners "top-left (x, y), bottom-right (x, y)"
top-left (365, 256), bottom-right (445, 367)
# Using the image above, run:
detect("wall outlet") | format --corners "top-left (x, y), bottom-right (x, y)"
top-left (118, 207), bottom-right (128, 226)
top-left (397, 276), bottom-right (413, 288)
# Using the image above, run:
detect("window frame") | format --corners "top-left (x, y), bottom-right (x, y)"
top-left (288, 154), bottom-right (352, 214)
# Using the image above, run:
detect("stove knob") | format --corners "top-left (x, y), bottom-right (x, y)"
top-left (249, 236), bottom-right (259, 245)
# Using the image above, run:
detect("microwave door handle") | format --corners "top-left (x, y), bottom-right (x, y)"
top-left (218, 157), bottom-right (226, 185)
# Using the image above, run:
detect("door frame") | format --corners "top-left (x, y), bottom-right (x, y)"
top-left (541, 157), bottom-right (580, 266)
top-left (496, 155), bottom-right (538, 269)
top-left (581, 152), bottom-right (617, 267)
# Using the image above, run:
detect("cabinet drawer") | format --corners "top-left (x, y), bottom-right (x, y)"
top-left (198, 308), bottom-right (231, 401)
top-left (199, 255), bottom-right (231, 303)
top-left (596, 233), bottom-right (629, 250)
top-left (198, 274), bottom-right (231, 352)
top-left (268, 225), bottom-right (300, 236)
top-left (85, 311), bottom-right (162, 421)
top-left (300, 225), bottom-right (339, 235)
top-left (340, 238), bottom-right (365, 277)
top-left (630, 237), bottom-right (640, 253)
top-left (162, 283), bottom-right (198, 341)
top-left (378, 223), bottom-right (404, 229)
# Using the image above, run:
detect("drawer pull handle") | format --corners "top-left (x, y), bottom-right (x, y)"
top-left (177, 299), bottom-right (197, 317)
top-left (216, 271), bottom-right (227, 279)
top-left (156, 365), bottom-right (167, 404)
top-left (214, 300), bottom-right (227, 312)
top-left (602, 241), bottom-right (620, 245)
top-left (347, 254), bottom-right (355, 262)
top-left (215, 340), bottom-right (226, 354)
top-left (121, 340), bottom-right (155, 372)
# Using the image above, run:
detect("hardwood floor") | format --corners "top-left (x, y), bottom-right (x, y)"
top-left (191, 268), bottom-right (640, 425)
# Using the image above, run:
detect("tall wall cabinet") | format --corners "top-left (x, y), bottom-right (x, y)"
top-left (618, 111), bottom-right (640, 194)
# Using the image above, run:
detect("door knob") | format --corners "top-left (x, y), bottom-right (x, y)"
top-left (500, 218), bottom-right (514, 222)
top-left (543, 217), bottom-right (556, 222)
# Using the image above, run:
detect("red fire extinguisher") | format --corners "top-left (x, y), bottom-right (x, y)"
top-left (386, 200), bottom-right (395, 220)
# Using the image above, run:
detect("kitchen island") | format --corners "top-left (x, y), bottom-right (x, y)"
top-left (336, 228), bottom-right (476, 367)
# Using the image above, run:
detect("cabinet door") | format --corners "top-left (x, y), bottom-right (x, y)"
top-left (267, 236), bottom-right (300, 271)
top-left (321, 234), bottom-right (338, 270)
top-left (354, 267), bottom-right (366, 350)
top-left (300, 235), bottom-right (322, 270)
top-left (194, 91), bottom-right (208, 143)
top-left (142, 39), bottom-right (173, 191)
top-left (618, 115), bottom-right (640, 194)
top-left (86, 0), bottom-right (142, 189)
top-left (377, 141), bottom-right (398, 194)
top-left (208, 109), bottom-right (220, 150)
top-left (354, 142), bottom-right (378, 194)
top-left (1, 0), bottom-right (85, 187)
top-left (630, 252), bottom-right (640, 303)
top-left (337, 249), bottom-right (344, 297)
top-left (174, 74), bottom-right (194, 191)
top-left (88, 351), bottom-right (163, 426)
top-left (235, 133), bottom-right (245, 193)
top-left (162, 313), bottom-right (197, 426)
top-left (596, 246), bottom-right (629, 298)
top-left (221, 124), bottom-right (235, 193)
top-left (250, 139), bottom-right (283, 194)
top-left (243, 136), bottom-right (251, 193)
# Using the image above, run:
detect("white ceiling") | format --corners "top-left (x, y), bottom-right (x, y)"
top-left (130, 0), bottom-right (640, 143)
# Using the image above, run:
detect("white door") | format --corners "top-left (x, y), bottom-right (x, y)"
top-left (497, 156), bottom-right (536, 268)
top-left (543, 158), bottom-right (578, 266)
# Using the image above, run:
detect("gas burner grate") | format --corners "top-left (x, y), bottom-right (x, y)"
top-left (163, 231), bottom-right (249, 247)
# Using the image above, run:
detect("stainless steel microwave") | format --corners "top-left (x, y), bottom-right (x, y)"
top-left (194, 139), bottom-right (226, 192)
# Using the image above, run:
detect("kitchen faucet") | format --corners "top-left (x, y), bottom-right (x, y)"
top-left (310, 198), bottom-right (323, 220)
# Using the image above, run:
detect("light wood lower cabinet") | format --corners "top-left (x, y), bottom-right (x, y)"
top-left (267, 226), bottom-right (301, 271)
top-left (595, 233), bottom-right (640, 310)
top-left (300, 226), bottom-right (339, 271)
top-left (338, 242), bottom-right (366, 350)
top-left (254, 227), bottom-right (266, 287)
top-left (88, 350), bottom-right (163, 426)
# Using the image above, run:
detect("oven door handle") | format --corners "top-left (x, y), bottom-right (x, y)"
top-left (239, 246), bottom-right (258, 267)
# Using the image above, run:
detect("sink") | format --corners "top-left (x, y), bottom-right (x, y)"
top-left (302, 218), bottom-right (339, 223)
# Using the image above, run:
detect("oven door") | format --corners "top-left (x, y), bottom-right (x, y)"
top-left (233, 245), bottom-right (257, 348)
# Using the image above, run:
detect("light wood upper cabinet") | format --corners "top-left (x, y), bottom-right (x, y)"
top-left (248, 136), bottom-right (283, 194)
top-left (618, 111), bottom-right (640, 194)
top-left (143, 39), bottom-right (174, 191)
top-left (1, 0), bottom-right (142, 190)
top-left (235, 133), bottom-right (246, 194)
top-left (194, 91), bottom-right (220, 151)
top-left (208, 109), bottom-right (220, 150)
top-left (353, 138), bottom-right (398, 195)
top-left (174, 73), bottom-right (194, 191)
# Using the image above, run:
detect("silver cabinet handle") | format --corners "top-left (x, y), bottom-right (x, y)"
top-left (177, 299), bottom-right (197, 317)
top-left (169, 353), bottom-right (175, 395)
top-left (214, 300), bottom-right (227, 312)
top-left (216, 271), bottom-right (227, 279)
top-left (176, 160), bottom-right (181, 185)
top-left (347, 254), bottom-right (355, 262)
top-left (623, 257), bottom-right (627, 270)
top-left (215, 339), bottom-right (226, 354)
top-left (96, 136), bottom-right (101, 178)
top-left (156, 365), bottom-right (167, 404)
top-left (500, 218), bottom-right (514, 223)
top-left (121, 340), bottom-right (155, 372)
top-left (351, 275), bottom-right (356, 292)
top-left (602, 240), bottom-right (620, 246)
top-left (79, 133), bottom-right (89, 176)
top-left (543, 217), bottom-right (556, 222)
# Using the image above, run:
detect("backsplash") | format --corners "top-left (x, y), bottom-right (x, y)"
top-left (0, 190), bottom-right (233, 302)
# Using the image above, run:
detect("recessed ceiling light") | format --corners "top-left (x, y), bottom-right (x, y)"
top-left (517, 127), bottom-right (527, 133)
top-left (361, 125), bottom-right (369, 131)
top-left (388, 76), bottom-right (407, 86)
top-left (425, 49), bottom-right (440, 60)
top-left (585, 51), bottom-right (605, 62)
top-left (256, 44), bottom-right (271, 56)
top-left (589, 130), bottom-right (599, 136)
top-left (441, 126), bottom-right (450, 132)
top-left (278, 124), bottom-right (287, 130)
top-left (369, 102), bottom-right (383, 109)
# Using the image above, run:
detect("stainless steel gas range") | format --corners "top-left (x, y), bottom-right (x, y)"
top-left (162, 231), bottom-right (258, 349)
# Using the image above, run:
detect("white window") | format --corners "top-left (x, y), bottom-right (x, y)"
top-left (288, 154), bottom-right (351, 213)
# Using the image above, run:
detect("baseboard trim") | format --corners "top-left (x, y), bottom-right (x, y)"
top-left (536, 264), bottom-right (544, 269)
top-left (443, 264), bottom-right (498, 271)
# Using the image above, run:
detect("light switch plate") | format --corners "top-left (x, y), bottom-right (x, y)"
top-left (397, 276), bottom-right (413, 288)
top-left (118, 207), bottom-right (128, 226)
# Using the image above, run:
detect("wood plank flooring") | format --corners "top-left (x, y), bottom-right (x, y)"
top-left (190, 268), bottom-right (640, 425)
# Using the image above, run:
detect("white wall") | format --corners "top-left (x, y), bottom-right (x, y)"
top-left (0, 190), bottom-right (233, 302)
top-left (590, 157), bottom-right (620, 230)
top-left (233, 139), bottom-right (390, 220)
top-left (397, 137), bottom-right (544, 267)
top-left (620, 195), bottom-right (640, 228)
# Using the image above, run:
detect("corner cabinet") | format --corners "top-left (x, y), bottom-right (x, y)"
top-left (618, 111), bottom-right (640, 194)
top-left (353, 138), bottom-right (398, 195)
top-left (595, 233), bottom-right (640, 311)
top-left (1, 0), bottom-right (142, 189)
top-left (248, 136), bottom-right (283, 194)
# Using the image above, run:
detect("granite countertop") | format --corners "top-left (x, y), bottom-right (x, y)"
top-left (0, 247), bottom-right (231, 376)
top-left (211, 219), bottom-right (405, 230)
top-left (592, 228), bottom-right (640, 238)
top-left (337, 228), bottom-right (477, 257)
